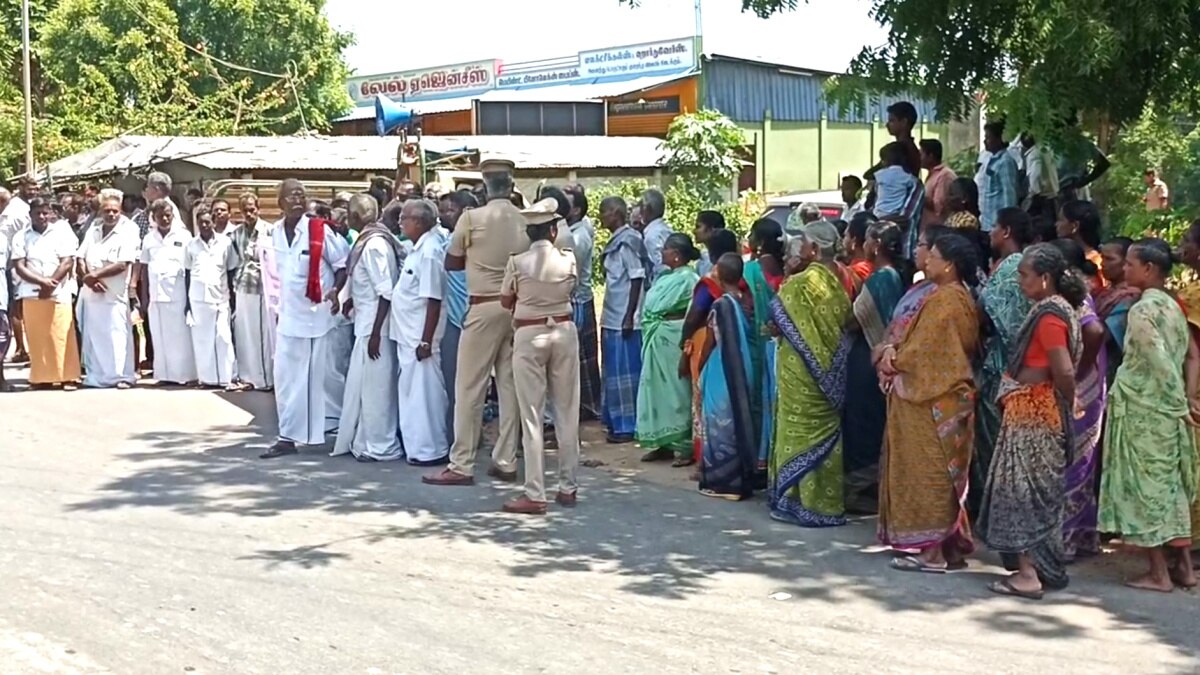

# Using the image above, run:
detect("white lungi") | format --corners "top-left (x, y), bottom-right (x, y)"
top-left (324, 321), bottom-right (354, 432)
top-left (190, 303), bottom-right (235, 386)
top-left (274, 333), bottom-right (330, 445)
top-left (148, 299), bottom-right (196, 384)
top-left (332, 336), bottom-right (402, 460)
top-left (233, 289), bottom-right (275, 390)
top-left (397, 346), bottom-right (450, 464)
top-left (80, 298), bottom-right (135, 388)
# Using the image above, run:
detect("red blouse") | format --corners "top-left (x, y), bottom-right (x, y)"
top-left (1023, 314), bottom-right (1068, 368)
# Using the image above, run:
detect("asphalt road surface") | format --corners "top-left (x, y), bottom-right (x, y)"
top-left (3, 378), bottom-right (1199, 674)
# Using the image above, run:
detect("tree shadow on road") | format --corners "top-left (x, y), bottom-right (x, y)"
top-left (61, 407), bottom-right (1200, 668)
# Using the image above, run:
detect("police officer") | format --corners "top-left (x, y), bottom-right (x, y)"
top-left (499, 198), bottom-right (580, 514)
top-left (424, 157), bottom-right (572, 487)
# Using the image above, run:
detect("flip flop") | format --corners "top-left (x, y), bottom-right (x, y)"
top-left (890, 555), bottom-right (948, 574)
top-left (987, 579), bottom-right (1044, 600)
top-left (699, 488), bottom-right (742, 501)
top-left (671, 457), bottom-right (696, 468)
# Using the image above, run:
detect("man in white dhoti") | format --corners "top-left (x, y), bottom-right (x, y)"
top-left (332, 194), bottom-right (404, 461)
top-left (230, 192), bottom-right (275, 391)
top-left (261, 179), bottom-right (349, 459)
top-left (184, 205), bottom-right (238, 389)
top-left (131, 171), bottom-right (185, 372)
top-left (391, 199), bottom-right (451, 465)
top-left (76, 188), bottom-right (139, 389)
top-left (137, 198), bottom-right (195, 385)
top-left (324, 299), bottom-right (355, 433)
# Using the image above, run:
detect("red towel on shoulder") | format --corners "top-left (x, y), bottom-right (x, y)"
top-left (305, 217), bottom-right (327, 304)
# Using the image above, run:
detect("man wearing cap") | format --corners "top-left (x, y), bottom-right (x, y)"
top-left (424, 157), bottom-right (571, 486)
top-left (500, 198), bottom-right (580, 514)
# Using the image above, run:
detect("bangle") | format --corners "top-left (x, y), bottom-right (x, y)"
top-left (418, 341), bottom-right (430, 349)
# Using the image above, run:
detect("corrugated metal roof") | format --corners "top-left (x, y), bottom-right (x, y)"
top-left (43, 134), bottom-right (667, 179)
top-left (702, 57), bottom-right (940, 124)
top-left (335, 71), bottom-right (696, 122)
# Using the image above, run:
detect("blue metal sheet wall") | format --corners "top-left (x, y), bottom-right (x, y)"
top-left (701, 59), bottom-right (939, 124)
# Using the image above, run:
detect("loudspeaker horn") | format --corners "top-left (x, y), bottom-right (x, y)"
top-left (375, 95), bottom-right (413, 136)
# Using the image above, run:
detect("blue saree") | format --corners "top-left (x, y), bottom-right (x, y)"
top-left (699, 295), bottom-right (758, 499)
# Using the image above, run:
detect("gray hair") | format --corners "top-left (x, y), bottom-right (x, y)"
top-left (800, 220), bottom-right (840, 260)
top-left (402, 198), bottom-right (438, 230)
top-left (98, 188), bottom-right (123, 205)
top-left (146, 171), bottom-right (172, 195)
top-left (348, 193), bottom-right (378, 225)
top-left (640, 188), bottom-right (665, 220)
top-left (798, 202), bottom-right (822, 224)
top-left (0, 187), bottom-right (10, 200)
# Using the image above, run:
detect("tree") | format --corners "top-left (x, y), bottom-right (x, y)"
top-left (821, 1), bottom-right (1200, 149)
top-left (0, 0), bottom-right (353, 177)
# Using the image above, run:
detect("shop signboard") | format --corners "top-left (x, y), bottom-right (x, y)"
top-left (579, 37), bottom-right (696, 79)
top-left (608, 96), bottom-right (682, 116)
top-left (347, 59), bottom-right (498, 105)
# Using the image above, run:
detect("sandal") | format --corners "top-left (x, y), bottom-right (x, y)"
top-left (640, 448), bottom-right (674, 463)
top-left (698, 488), bottom-right (742, 501)
top-left (890, 556), bottom-right (948, 575)
top-left (987, 578), bottom-right (1044, 600)
top-left (671, 456), bottom-right (696, 468)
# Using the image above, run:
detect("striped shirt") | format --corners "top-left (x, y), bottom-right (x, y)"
top-left (979, 150), bottom-right (1019, 231)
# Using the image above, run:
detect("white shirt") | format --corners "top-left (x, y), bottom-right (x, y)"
top-left (11, 222), bottom-right (78, 304)
top-left (76, 217), bottom-right (140, 304)
top-left (185, 232), bottom-right (238, 305)
top-left (0, 235), bottom-right (8, 312)
top-left (271, 215), bottom-right (350, 339)
top-left (569, 217), bottom-right (595, 303)
top-left (140, 225), bottom-right (193, 304)
top-left (641, 217), bottom-right (674, 281)
top-left (349, 235), bottom-right (399, 338)
top-left (1022, 143), bottom-right (1059, 199)
top-left (389, 229), bottom-right (446, 349)
top-left (1, 196), bottom-right (30, 245)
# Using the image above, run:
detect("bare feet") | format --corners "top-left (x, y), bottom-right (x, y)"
top-left (1170, 564), bottom-right (1198, 589)
top-left (1125, 572), bottom-right (1175, 593)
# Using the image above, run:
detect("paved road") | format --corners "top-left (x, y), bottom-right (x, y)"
top-left (3, 379), bottom-right (1200, 674)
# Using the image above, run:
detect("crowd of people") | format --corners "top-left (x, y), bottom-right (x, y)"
top-left (2, 104), bottom-right (1198, 599)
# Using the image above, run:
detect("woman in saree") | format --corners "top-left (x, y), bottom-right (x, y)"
top-left (1056, 199), bottom-right (1106, 294)
top-left (637, 234), bottom-right (703, 464)
top-left (1049, 238), bottom-right (1108, 561)
top-left (843, 221), bottom-right (911, 513)
top-left (768, 220), bottom-right (853, 527)
top-left (697, 253), bottom-right (757, 500)
top-left (1099, 238), bottom-right (1199, 592)
top-left (944, 178), bottom-right (981, 231)
top-left (877, 232), bottom-right (980, 572)
top-left (681, 229), bottom-right (742, 468)
top-left (1173, 223), bottom-right (1200, 552)
top-left (978, 244), bottom-right (1085, 599)
top-left (1095, 237), bottom-right (1140, 385)
top-left (842, 213), bottom-right (876, 286)
top-left (744, 218), bottom-right (787, 479)
top-left (972, 207), bottom-right (1035, 517)
top-left (638, 233), bottom-right (700, 461)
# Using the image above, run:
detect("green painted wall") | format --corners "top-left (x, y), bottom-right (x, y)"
top-left (739, 116), bottom-right (954, 195)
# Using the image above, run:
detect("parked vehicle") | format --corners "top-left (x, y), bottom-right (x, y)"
top-left (760, 190), bottom-right (846, 228)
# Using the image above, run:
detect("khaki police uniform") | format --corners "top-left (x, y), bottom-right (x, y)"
top-left (446, 158), bottom-right (573, 476)
top-left (502, 200), bottom-right (581, 502)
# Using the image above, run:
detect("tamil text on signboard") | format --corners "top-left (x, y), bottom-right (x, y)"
top-left (347, 60), bottom-right (496, 105)
top-left (608, 96), bottom-right (682, 116)
top-left (579, 38), bottom-right (696, 78)
top-left (496, 66), bottom-right (581, 89)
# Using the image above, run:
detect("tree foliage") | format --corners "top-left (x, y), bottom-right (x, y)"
top-left (0, 0), bottom-right (352, 177)
top-left (822, 0), bottom-right (1200, 149)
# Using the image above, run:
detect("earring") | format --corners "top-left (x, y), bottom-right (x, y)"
top-left (1042, 280), bottom-right (1048, 290)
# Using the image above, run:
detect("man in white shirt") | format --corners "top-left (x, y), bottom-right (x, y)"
top-left (638, 188), bottom-right (674, 282)
top-left (261, 179), bottom-right (350, 459)
top-left (3, 178), bottom-right (37, 365)
top-left (76, 188), bottom-right (140, 389)
top-left (139, 198), bottom-right (196, 385)
top-left (392, 199), bottom-right (451, 465)
top-left (230, 192), bottom-right (275, 391)
top-left (332, 194), bottom-right (403, 462)
top-left (184, 204), bottom-right (238, 389)
top-left (0, 228), bottom-right (9, 389)
top-left (11, 196), bottom-right (80, 388)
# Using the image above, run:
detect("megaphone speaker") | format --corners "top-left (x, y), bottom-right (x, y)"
top-left (375, 95), bottom-right (413, 136)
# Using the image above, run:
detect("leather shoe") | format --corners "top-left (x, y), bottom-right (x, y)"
top-left (487, 464), bottom-right (518, 483)
top-left (502, 495), bottom-right (548, 515)
top-left (555, 491), bottom-right (577, 508)
top-left (422, 468), bottom-right (475, 486)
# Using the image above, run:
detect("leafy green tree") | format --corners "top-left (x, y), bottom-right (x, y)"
top-left (0, 0), bottom-right (353, 177)
top-left (660, 108), bottom-right (747, 238)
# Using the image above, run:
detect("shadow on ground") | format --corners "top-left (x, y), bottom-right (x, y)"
top-left (62, 392), bottom-right (1200, 667)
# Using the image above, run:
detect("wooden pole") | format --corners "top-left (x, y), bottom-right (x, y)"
top-left (21, 0), bottom-right (35, 175)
